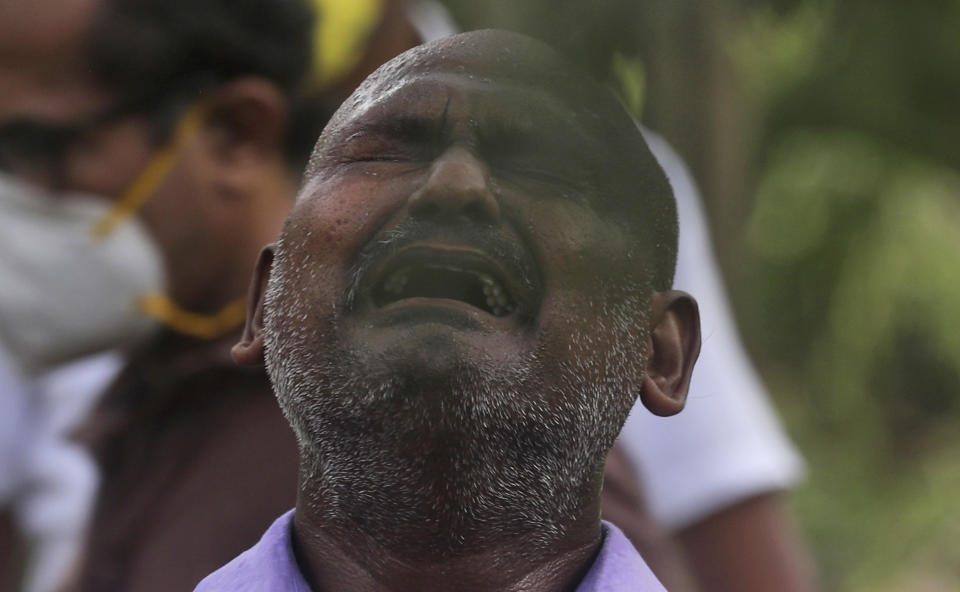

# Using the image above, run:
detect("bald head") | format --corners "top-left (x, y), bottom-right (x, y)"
top-left (309, 30), bottom-right (677, 289)
top-left (346, 29), bottom-right (620, 112)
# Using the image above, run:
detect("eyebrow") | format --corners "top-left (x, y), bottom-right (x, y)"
top-left (348, 114), bottom-right (445, 145)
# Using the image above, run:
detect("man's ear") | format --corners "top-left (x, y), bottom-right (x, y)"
top-left (202, 77), bottom-right (288, 183)
top-left (232, 244), bottom-right (275, 367)
top-left (639, 290), bottom-right (701, 417)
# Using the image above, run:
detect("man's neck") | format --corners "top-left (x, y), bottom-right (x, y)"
top-left (292, 496), bottom-right (604, 592)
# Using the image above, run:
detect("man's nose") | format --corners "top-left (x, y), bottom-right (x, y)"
top-left (407, 147), bottom-right (500, 224)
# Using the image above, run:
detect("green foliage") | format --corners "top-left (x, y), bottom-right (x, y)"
top-left (748, 128), bottom-right (960, 437)
top-left (728, 1), bottom-right (828, 108)
top-left (737, 2), bottom-right (960, 588)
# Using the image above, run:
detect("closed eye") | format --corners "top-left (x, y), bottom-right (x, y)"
top-left (497, 162), bottom-right (590, 193)
top-left (509, 166), bottom-right (574, 185)
top-left (337, 134), bottom-right (425, 163)
top-left (479, 132), bottom-right (591, 193)
top-left (338, 116), bottom-right (442, 164)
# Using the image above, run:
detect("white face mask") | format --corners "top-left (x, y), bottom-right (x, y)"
top-left (0, 172), bottom-right (164, 377)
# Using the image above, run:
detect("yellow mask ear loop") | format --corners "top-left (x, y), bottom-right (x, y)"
top-left (91, 102), bottom-right (210, 240)
top-left (87, 102), bottom-right (247, 339)
top-left (137, 295), bottom-right (248, 340)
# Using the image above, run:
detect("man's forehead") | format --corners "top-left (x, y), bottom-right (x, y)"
top-left (351, 72), bottom-right (574, 129)
top-left (306, 30), bottom-right (649, 197)
top-left (319, 64), bottom-right (620, 170)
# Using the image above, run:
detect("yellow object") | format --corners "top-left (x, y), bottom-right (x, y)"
top-left (92, 102), bottom-right (209, 239)
top-left (90, 101), bottom-right (248, 339)
top-left (311, 0), bottom-right (386, 87)
top-left (137, 295), bottom-right (248, 340)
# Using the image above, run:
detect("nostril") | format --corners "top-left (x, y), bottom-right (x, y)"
top-left (409, 189), bottom-right (500, 224)
top-left (462, 198), bottom-right (499, 223)
top-left (411, 200), bottom-right (442, 219)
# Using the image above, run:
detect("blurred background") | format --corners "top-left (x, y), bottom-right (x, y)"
top-left (434, 0), bottom-right (960, 590)
top-left (1, 0), bottom-right (957, 590)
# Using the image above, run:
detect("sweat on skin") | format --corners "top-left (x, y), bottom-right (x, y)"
top-left (230, 29), bottom-right (701, 592)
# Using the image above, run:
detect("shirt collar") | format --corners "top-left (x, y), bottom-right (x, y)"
top-left (194, 509), bottom-right (310, 592)
top-left (195, 511), bottom-right (665, 591)
top-left (576, 521), bottom-right (666, 591)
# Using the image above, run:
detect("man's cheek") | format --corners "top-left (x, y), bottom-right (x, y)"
top-left (526, 201), bottom-right (631, 275)
top-left (300, 177), bottom-right (410, 250)
top-left (533, 291), bottom-right (596, 355)
top-left (296, 190), bottom-right (368, 247)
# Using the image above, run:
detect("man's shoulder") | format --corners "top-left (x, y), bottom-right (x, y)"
top-left (194, 510), bottom-right (311, 592)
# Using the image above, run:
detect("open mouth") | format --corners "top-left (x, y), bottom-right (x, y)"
top-left (370, 248), bottom-right (519, 317)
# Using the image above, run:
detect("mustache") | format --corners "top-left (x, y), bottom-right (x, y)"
top-left (344, 220), bottom-right (540, 310)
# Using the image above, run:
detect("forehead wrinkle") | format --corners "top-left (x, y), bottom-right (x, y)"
top-left (349, 72), bottom-right (603, 154)
top-left (313, 74), bottom-right (449, 153)
top-left (305, 58), bottom-right (630, 189)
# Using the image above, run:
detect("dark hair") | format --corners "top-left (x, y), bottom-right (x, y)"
top-left (88, 0), bottom-right (316, 164)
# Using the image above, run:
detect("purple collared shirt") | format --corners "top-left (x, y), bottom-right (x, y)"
top-left (195, 510), bottom-right (665, 591)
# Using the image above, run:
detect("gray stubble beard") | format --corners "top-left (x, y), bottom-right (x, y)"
top-left (263, 234), bottom-right (651, 561)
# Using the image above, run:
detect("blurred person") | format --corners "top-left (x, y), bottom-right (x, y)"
top-left (199, 29), bottom-right (701, 591)
top-left (0, 0), bottom-right (314, 589)
top-left (0, 3), bottom-right (167, 589)
top-left (0, 143), bottom-right (160, 591)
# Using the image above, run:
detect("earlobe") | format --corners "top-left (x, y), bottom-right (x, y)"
top-left (639, 290), bottom-right (701, 417)
top-left (231, 244), bottom-right (275, 367)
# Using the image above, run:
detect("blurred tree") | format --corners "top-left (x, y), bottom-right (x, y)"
top-left (733, 1), bottom-right (960, 588)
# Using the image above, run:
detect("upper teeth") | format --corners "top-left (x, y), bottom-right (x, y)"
top-left (478, 273), bottom-right (515, 315)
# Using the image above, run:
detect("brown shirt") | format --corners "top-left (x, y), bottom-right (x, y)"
top-left (71, 331), bottom-right (299, 592)
top-left (70, 330), bottom-right (687, 591)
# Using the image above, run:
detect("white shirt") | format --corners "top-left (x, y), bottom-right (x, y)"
top-left (11, 353), bottom-right (121, 592)
top-left (618, 131), bottom-right (805, 529)
top-left (0, 347), bottom-right (32, 504)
